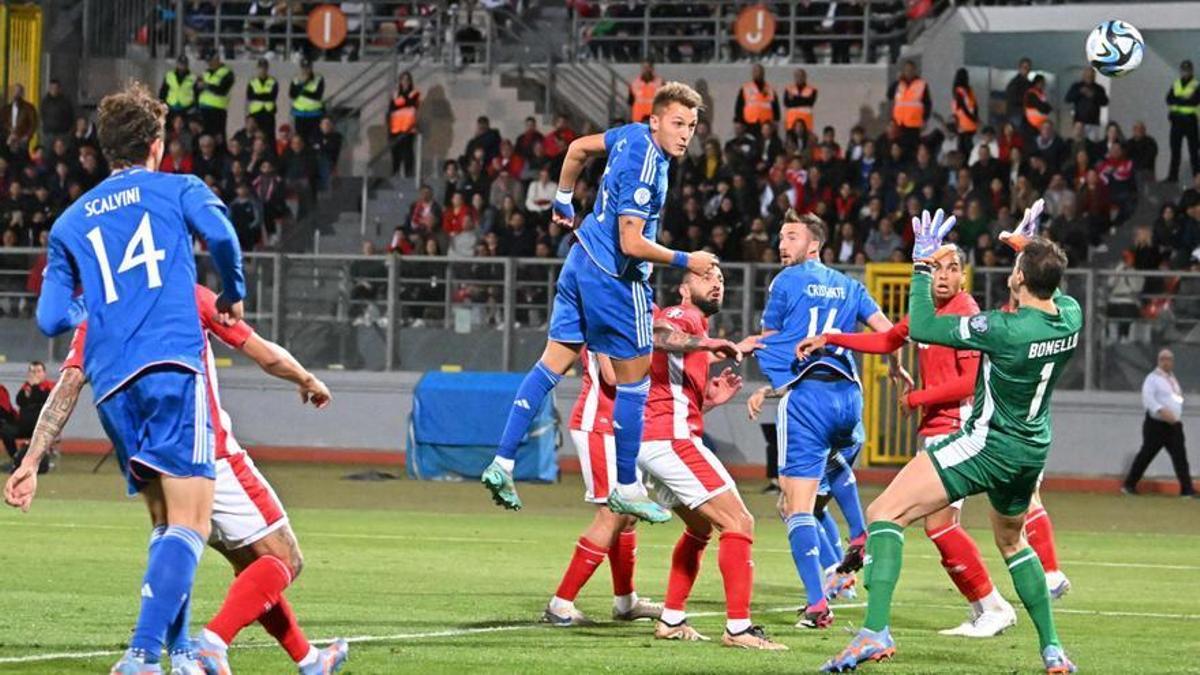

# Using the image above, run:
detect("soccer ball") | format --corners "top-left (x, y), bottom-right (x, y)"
top-left (1086, 20), bottom-right (1144, 78)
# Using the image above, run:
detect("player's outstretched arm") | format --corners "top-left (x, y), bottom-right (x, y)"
top-left (3, 366), bottom-right (85, 512)
top-left (239, 333), bottom-right (331, 408)
top-left (619, 215), bottom-right (718, 275)
top-left (652, 319), bottom-right (741, 362)
top-left (551, 134), bottom-right (607, 231)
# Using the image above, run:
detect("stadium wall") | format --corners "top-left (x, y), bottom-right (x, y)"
top-left (4, 363), bottom-right (1191, 484)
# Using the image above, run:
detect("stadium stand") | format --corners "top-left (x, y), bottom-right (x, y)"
top-left (0, 0), bottom-right (1198, 394)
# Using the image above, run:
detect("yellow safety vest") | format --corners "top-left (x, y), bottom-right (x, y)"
top-left (164, 71), bottom-right (196, 110)
top-left (248, 77), bottom-right (277, 114)
top-left (1170, 78), bottom-right (1199, 116)
top-left (199, 66), bottom-right (231, 110)
top-left (292, 76), bottom-right (324, 114)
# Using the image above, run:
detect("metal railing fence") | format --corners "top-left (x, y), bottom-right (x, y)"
top-left (3, 249), bottom-right (1198, 390)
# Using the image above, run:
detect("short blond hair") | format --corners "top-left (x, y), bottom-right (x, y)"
top-left (652, 81), bottom-right (703, 114)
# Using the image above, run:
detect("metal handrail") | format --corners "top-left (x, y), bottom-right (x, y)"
top-left (570, 0), bottom-right (910, 64)
top-left (7, 247), bottom-right (1200, 385)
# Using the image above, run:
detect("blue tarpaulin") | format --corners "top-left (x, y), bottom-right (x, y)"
top-left (406, 371), bottom-right (558, 482)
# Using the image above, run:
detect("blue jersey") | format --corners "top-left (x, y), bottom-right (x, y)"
top-left (574, 123), bottom-right (670, 281)
top-left (39, 167), bottom-right (245, 402)
top-left (755, 260), bottom-right (880, 390)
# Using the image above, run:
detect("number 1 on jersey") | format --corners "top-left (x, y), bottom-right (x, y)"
top-left (86, 212), bottom-right (166, 304)
top-left (1027, 362), bottom-right (1054, 421)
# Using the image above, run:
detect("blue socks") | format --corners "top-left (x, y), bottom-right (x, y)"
top-left (816, 514), bottom-right (842, 570)
top-left (819, 510), bottom-right (844, 562)
top-left (830, 469), bottom-right (867, 541)
top-left (786, 512), bottom-right (825, 606)
top-left (612, 377), bottom-right (650, 486)
top-left (497, 361), bottom-right (562, 461)
top-left (130, 525), bottom-right (205, 661)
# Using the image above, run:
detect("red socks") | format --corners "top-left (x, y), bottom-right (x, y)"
top-left (926, 522), bottom-right (994, 603)
top-left (554, 537), bottom-right (609, 601)
top-left (1024, 506), bottom-right (1060, 572)
top-left (664, 529), bottom-right (710, 611)
top-left (207, 555), bottom-right (293, 645)
top-left (609, 530), bottom-right (638, 597)
top-left (258, 597), bottom-right (312, 663)
top-left (718, 532), bottom-right (753, 620)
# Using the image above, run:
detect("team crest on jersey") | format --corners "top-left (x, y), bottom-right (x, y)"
top-left (634, 187), bottom-right (652, 206)
top-left (665, 307), bottom-right (684, 319)
top-left (969, 314), bottom-right (989, 333)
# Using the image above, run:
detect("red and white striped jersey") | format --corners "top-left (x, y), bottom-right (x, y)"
top-left (643, 304), bottom-right (709, 441)
top-left (65, 284), bottom-right (256, 460)
top-left (568, 348), bottom-right (615, 433)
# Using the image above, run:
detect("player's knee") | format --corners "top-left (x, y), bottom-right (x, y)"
top-left (287, 548), bottom-right (305, 580)
top-left (992, 530), bottom-right (1025, 559)
top-left (730, 509), bottom-right (755, 536)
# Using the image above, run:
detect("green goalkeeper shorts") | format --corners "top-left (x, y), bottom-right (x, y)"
top-left (926, 430), bottom-right (1046, 517)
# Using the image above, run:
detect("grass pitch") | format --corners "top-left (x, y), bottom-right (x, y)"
top-left (0, 456), bottom-right (1197, 673)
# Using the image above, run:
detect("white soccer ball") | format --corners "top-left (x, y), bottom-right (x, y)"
top-left (1086, 19), bottom-right (1144, 78)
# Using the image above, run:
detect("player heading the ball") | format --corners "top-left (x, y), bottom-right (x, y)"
top-left (482, 82), bottom-right (725, 523)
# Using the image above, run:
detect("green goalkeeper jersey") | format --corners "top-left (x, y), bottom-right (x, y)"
top-left (908, 269), bottom-right (1082, 454)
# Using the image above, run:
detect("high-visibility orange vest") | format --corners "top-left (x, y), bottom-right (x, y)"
top-left (891, 77), bottom-right (927, 129)
top-left (741, 82), bottom-right (776, 125)
top-left (389, 90), bottom-right (419, 134)
top-left (629, 76), bottom-right (662, 123)
top-left (1025, 88), bottom-right (1049, 129)
top-left (784, 84), bottom-right (816, 134)
top-left (952, 85), bottom-right (978, 134)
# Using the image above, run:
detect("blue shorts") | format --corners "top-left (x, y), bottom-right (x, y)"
top-left (97, 365), bottom-right (215, 496)
top-left (776, 375), bottom-right (863, 480)
top-left (817, 423), bottom-right (864, 496)
top-left (549, 244), bottom-right (653, 359)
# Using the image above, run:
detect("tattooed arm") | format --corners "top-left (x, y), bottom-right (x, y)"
top-left (746, 383), bottom-right (790, 421)
top-left (3, 366), bottom-right (85, 512)
top-left (653, 320), bottom-right (742, 361)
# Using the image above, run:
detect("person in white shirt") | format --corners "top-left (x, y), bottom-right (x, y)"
top-left (1124, 349), bottom-right (1195, 496)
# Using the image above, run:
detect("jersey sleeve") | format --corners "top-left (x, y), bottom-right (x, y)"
top-left (62, 323), bottom-right (88, 372)
top-left (603, 125), bottom-right (625, 153)
top-left (180, 175), bottom-right (246, 303)
top-left (654, 306), bottom-right (704, 335)
top-left (195, 285), bottom-right (254, 349)
top-left (825, 317), bottom-right (909, 354)
top-left (907, 268), bottom-right (1003, 353)
top-left (35, 228), bottom-right (86, 337)
top-left (853, 280), bottom-right (882, 324)
top-left (614, 138), bottom-right (662, 221)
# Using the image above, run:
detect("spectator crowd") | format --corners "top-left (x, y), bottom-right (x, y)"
top-left (384, 56), bottom-right (1200, 284)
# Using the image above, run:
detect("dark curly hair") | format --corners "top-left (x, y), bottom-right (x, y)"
top-left (96, 81), bottom-right (167, 167)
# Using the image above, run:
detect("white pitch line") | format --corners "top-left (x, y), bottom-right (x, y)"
top-left (2, 601), bottom-right (1197, 666)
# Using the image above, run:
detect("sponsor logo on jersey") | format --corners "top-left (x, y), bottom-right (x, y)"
top-left (666, 307), bottom-right (684, 319)
top-left (514, 399), bottom-right (531, 410)
top-left (805, 284), bottom-right (847, 299)
top-left (1027, 332), bottom-right (1079, 359)
top-left (83, 186), bottom-right (142, 217)
top-left (969, 314), bottom-right (989, 334)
